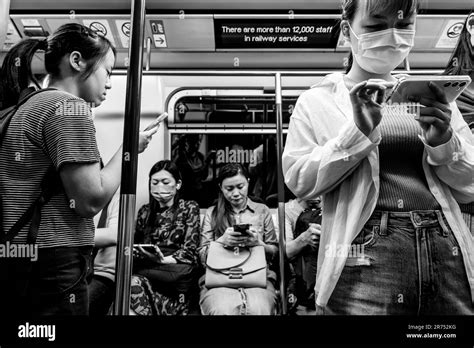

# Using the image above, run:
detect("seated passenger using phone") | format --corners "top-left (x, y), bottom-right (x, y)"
top-left (198, 163), bottom-right (279, 315)
top-left (130, 160), bottom-right (200, 315)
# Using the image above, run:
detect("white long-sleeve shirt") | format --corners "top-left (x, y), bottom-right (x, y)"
top-left (282, 72), bottom-right (474, 308)
top-left (93, 191), bottom-right (120, 281)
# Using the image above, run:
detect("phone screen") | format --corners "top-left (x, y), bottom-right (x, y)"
top-left (144, 112), bottom-right (168, 131)
top-left (233, 224), bottom-right (251, 236)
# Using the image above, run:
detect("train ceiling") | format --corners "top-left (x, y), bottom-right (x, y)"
top-left (8, 0), bottom-right (474, 11)
top-left (2, 0), bottom-right (473, 70)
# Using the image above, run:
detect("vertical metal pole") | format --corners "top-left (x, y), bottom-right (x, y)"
top-left (274, 73), bottom-right (287, 314)
top-left (114, 0), bottom-right (146, 315)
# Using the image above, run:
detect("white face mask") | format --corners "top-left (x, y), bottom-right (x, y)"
top-left (349, 24), bottom-right (415, 74)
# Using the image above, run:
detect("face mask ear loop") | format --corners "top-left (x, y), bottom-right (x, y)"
top-left (347, 23), bottom-right (359, 40)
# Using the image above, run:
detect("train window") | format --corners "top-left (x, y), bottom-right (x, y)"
top-left (173, 96), bottom-right (296, 124)
top-left (167, 89), bottom-right (303, 208)
top-left (167, 89), bottom-right (303, 128)
top-left (167, 88), bottom-right (300, 208)
top-left (170, 133), bottom-right (295, 209)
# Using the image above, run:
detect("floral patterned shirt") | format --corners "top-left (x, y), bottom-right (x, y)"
top-left (134, 199), bottom-right (200, 265)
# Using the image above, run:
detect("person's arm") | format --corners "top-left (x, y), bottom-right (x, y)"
top-left (134, 205), bottom-right (150, 244)
top-left (282, 91), bottom-right (382, 201)
top-left (60, 127), bottom-right (157, 218)
top-left (197, 207), bottom-right (215, 266)
top-left (60, 149), bottom-right (122, 218)
top-left (249, 207), bottom-right (278, 262)
top-left (94, 194), bottom-right (120, 248)
top-left (286, 225), bottom-right (321, 259)
top-left (418, 100), bottom-right (474, 204)
top-left (169, 201), bottom-right (201, 264)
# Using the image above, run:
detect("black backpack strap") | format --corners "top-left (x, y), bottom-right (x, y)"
top-left (0, 166), bottom-right (61, 244)
top-left (0, 88), bottom-right (56, 145)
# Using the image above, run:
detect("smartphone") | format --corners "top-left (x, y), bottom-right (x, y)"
top-left (133, 244), bottom-right (158, 253)
top-left (233, 223), bottom-right (251, 236)
top-left (387, 76), bottom-right (471, 104)
top-left (143, 112), bottom-right (168, 131)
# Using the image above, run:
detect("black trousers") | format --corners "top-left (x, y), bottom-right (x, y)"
top-left (0, 246), bottom-right (92, 316)
top-left (88, 274), bottom-right (115, 316)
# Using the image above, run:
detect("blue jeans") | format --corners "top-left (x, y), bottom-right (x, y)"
top-left (325, 210), bottom-right (473, 315)
top-left (0, 246), bottom-right (92, 316)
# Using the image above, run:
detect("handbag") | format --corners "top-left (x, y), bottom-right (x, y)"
top-left (205, 241), bottom-right (267, 289)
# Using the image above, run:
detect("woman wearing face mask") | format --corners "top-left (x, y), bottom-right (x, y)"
top-left (283, 0), bottom-right (474, 315)
top-left (198, 163), bottom-right (279, 315)
top-left (0, 23), bottom-right (154, 315)
top-left (130, 160), bottom-right (200, 315)
top-left (444, 11), bottom-right (474, 235)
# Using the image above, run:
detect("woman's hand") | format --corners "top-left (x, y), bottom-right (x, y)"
top-left (133, 245), bottom-right (164, 264)
top-left (409, 82), bottom-right (453, 147)
top-left (298, 223), bottom-right (321, 248)
top-left (138, 126), bottom-right (158, 153)
top-left (350, 80), bottom-right (391, 137)
top-left (245, 226), bottom-right (263, 247)
top-left (217, 227), bottom-right (248, 247)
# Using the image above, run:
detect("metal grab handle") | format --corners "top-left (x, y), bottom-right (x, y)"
top-left (275, 72), bottom-right (287, 315)
top-left (145, 37), bottom-right (151, 71)
top-left (404, 57), bottom-right (411, 71)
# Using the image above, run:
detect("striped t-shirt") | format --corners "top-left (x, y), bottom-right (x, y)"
top-left (0, 89), bottom-right (100, 248)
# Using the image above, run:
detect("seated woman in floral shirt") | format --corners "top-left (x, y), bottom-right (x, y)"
top-left (130, 160), bottom-right (200, 315)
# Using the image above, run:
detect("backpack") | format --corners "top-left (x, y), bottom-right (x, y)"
top-left (0, 87), bottom-right (60, 244)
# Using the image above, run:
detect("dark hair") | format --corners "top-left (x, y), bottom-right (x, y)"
top-left (0, 23), bottom-right (116, 108)
top-left (146, 160), bottom-right (183, 229)
top-left (444, 11), bottom-right (474, 76)
top-left (341, 0), bottom-right (418, 73)
top-left (211, 163), bottom-right (249, 237)
top-left (0, 39), bottom-right (45, 109)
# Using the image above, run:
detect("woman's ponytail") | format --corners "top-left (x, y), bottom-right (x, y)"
top-left (0, 38), bottom-right (45, 109)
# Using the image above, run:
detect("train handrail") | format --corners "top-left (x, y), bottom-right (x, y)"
top-left (114, 0), bottom-right (146, 316)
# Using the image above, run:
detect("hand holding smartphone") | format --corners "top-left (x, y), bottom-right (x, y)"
top-left (143, 112), bottom-right (168, 131)
top-left (233, 224), bottom-right (252, 237)
top-left (133, 244), bottom-right (164, 262)
top-left (386, 76), bottom-right (471, 104)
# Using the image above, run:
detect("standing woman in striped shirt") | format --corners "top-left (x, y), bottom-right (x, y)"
top-left (0, 23), bottom-right (153, 315)
top-left (283, 0), bottom-right (474, 314)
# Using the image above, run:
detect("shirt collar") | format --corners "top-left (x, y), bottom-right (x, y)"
top-left (234, 198), bottom-right (257, 214)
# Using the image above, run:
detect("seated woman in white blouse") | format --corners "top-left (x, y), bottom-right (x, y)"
top-left (198, 163), bottom-right (279, 315)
